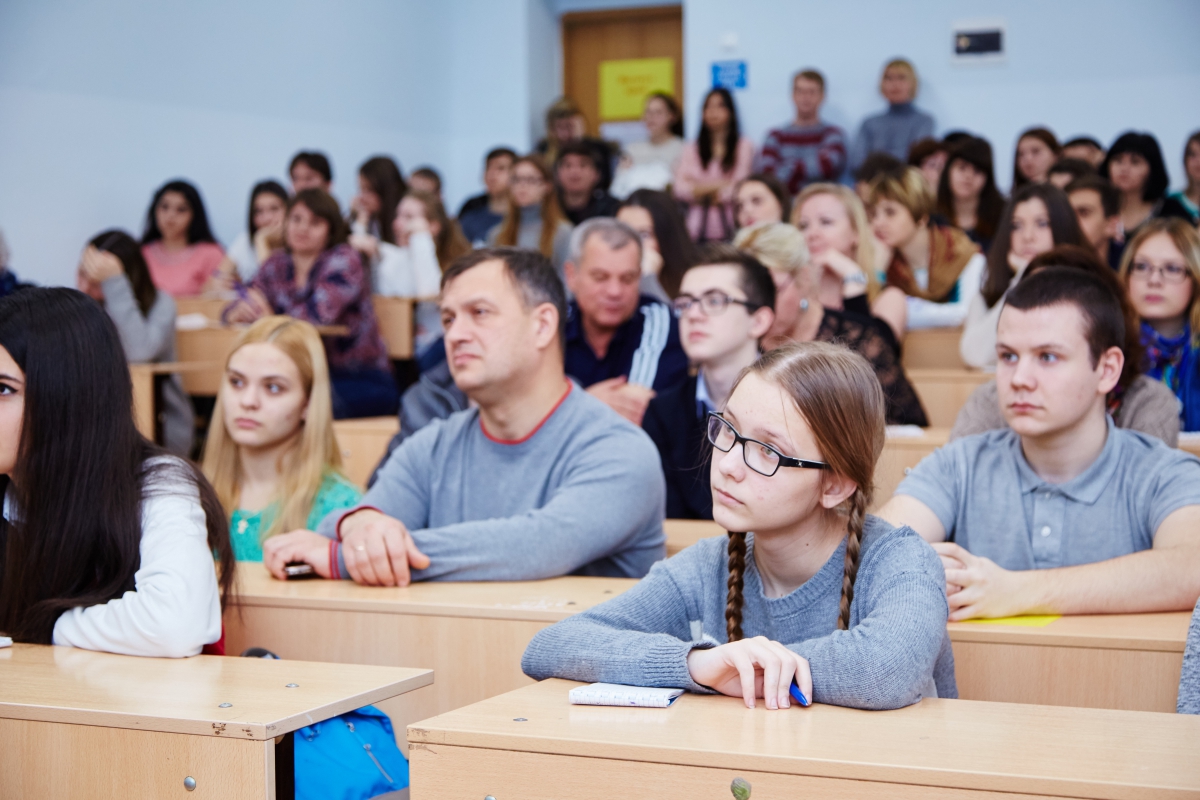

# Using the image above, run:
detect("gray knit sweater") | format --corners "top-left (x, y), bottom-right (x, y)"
top-left (523, 515), bottom-right (957, 710)
top-left (101, 274), bottom-right (193, 456)
top-left (1179, 597), bottom-right (1200, 714)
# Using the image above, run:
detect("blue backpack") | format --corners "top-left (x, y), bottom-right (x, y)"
top-left (295, 705), bottom-right (409, 800)
top-left (240, 648), bottom-right (408, 799)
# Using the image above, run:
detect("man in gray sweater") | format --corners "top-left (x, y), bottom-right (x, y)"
top-left (262, 247), bottom-right (666, 585)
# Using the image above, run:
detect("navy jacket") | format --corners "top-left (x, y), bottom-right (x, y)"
top-left (642, 374), bottom-right (713, 520)
top-left (565, 295), bottom-right (688, 392)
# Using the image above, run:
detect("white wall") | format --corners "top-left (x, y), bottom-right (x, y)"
top-left (4, 0), bottom-right (1198, 286)
top-left (684, 0), bottom-right (1200, 191)
top-left (0, 0), bottom-right (537, 287)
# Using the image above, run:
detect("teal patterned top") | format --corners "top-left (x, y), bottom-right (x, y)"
top-left (230, 471), bottom-right (363, 562)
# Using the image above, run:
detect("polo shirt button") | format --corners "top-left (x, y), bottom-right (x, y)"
top-left (1040, 526), bottom-right (1052, 537)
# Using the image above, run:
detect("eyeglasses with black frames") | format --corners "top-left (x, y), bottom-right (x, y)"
top-left (706, 412), bottom-right (828, 477)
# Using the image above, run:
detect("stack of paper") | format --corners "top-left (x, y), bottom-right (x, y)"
top-left (568, 683), bottom-right (684, 708)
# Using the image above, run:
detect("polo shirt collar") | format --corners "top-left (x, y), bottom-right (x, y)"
top-left (1012, 416), bottom-right (1121, 505)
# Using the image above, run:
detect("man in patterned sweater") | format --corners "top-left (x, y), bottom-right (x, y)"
top-left (757, 69), bottom-right (847, 194)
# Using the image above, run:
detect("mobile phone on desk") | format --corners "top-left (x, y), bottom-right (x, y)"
top-left (284, 562), bottom-right (317, 580)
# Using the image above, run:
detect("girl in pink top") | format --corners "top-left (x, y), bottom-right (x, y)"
top-left (140, 180), bottom-right (225, 297)
top-left (674, 88), bottom-right (755, 242)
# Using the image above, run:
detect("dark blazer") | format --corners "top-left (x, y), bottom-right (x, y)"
top-left (642, 374), bottom-right (714, 520)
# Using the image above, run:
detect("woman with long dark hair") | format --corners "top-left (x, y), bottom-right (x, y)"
top-left (1102, 132), bottom-right (1195, 237)
top-left (1012, 127), bottom-right (1061, 188)
top-left (349, 155), bottom-right (408, 264)
top-left (222, 180), bottom-right (288, 282)
top-left (77, 230), bottom-right (193, 456)
top-left (937, 136), bottom-right (1005, 252)
top-left (617, 188), bottom-right (699, 300)
top-left (140, 179), bottom-right (224, 297)
top-left (959, 183), bottom-right (1084, 367)
top-left (0, 288), bottom-right (235, 655)
top-left (674, 88), bottom-right (754, 241)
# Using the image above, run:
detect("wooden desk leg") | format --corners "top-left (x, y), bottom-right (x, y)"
top-left (0, 717), bottom-right (276, 799)
top-left (130, 365), bottom-right (155, 440)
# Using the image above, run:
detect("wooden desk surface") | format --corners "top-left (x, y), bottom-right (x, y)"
top-left (234, 565), bottom-right (636, 623)
top-left (0, 643), bottom-right (431, 740)
top-left (409, 679), bottom-right (1200, 799)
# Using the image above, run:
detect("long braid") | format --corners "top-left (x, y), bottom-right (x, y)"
top-left (725, 531), bottom-right (747, 642)
top-left (838, 491), bottom-right (867, 630)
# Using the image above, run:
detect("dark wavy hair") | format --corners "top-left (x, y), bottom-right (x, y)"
top-left (358, 156), bottom-right (407, 245)
top-left (1012, 128), bottom-right (1061, 189)
top-left (937, 136), bottom-right (1005, 243)
top-left (0, 288), bottom-right (235, 644)
top-left (621, 189), bottom-right (700, 299)
top-left (647, 92), bottom-right (684, 138)
top-left (698, 88), bottom-right (740, 173)
top-left (1101, 131), bottom-right (1171, 202)
top-left (89, 229), bottom-right (157, 318)
top-left (982, 183), bottom-right (1083, 308)
top-left (141, 180), bottom-right (217, 245)
top-left (289, 189), bottom-right (349, 251)
top-left (246, 180), bottom-right (289, 239)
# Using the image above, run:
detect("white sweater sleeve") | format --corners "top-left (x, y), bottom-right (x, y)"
top-left (904, 253), bottom-right (986, 330)
top-left (408, 232), bottom-right (443, 298)
top-left (52, 460), bottom-right (222, 658)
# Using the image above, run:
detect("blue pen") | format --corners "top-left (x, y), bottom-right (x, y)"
top-left (789, 679), bottom-right (810, 708)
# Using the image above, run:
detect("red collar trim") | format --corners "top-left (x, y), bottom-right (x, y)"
top-left (479, 380), bottom-right (573, 445)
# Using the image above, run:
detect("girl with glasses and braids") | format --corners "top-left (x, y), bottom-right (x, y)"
top-left (523, 341), bottom-right (956, 710)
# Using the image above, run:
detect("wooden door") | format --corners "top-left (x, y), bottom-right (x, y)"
top-left (561, 6), bottom-right (684, 136)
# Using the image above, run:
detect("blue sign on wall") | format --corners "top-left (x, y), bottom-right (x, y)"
top-left (711, 60), bottom-right (747, 90)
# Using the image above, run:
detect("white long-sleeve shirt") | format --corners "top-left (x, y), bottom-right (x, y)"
top-left (3, 457), bottom-right (223, 658)
top-left (904, 252), bottom-right (986, 331)
top-left (372, 231), bottom-right (442, 298)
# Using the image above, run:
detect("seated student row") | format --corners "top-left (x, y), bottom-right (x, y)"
top-left (3, 256), bottom-right (1200, 714)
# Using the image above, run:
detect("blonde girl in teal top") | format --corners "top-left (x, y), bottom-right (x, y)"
top-left (202, 316), bottom-right (363, 562)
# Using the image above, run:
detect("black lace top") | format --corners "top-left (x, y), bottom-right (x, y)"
top-left (816, 309), bottom-right (929, 426)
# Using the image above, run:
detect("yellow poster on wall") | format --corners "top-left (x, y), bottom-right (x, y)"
top-left (598, 57), bottom-right (675, 121)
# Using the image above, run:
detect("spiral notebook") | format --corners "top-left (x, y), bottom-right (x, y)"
top-left (568, 683), bottom-right (684, 708)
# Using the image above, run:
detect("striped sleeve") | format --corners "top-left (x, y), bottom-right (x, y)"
top-left (628, 303), bottom-right (672, 388)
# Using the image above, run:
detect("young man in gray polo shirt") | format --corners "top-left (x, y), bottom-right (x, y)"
top-left (879, 268), bottom-right (1200, 620)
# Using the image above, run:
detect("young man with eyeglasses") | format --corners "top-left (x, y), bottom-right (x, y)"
top-left (879, 268), bottom-right (1200, 620)
top-left (642, 246), bottom-right (776, 519)
top-left (564, 218), bottom-right (688, 425)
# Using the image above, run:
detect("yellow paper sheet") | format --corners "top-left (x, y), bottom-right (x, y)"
top-left (962, 615), bottom-right (1062, 627)
top-left (599, 58), bottom-right (674, 121)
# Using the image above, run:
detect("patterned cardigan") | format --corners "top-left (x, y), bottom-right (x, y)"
top-left (250, 243), bottom-right (389, 373)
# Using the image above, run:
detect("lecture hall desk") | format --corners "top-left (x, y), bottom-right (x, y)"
top-left (408, 679), bottom-right (1200, 800)
top-left (0, 643), bottom-right (430, 799)
top-left (224, 566), bottom-right (637, 737)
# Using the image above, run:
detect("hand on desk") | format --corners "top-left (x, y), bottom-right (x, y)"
top-left (338, 509), bottom-right (430, 587)
top-left (933, 542), bottom-right (1030, 621)
top-left (687, 637), bottom-right (812, 710)
top-left (263, 530), bottom-right (336, 580)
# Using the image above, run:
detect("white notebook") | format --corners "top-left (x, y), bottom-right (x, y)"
top-left (568, 683), bottom-right (684, 708)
